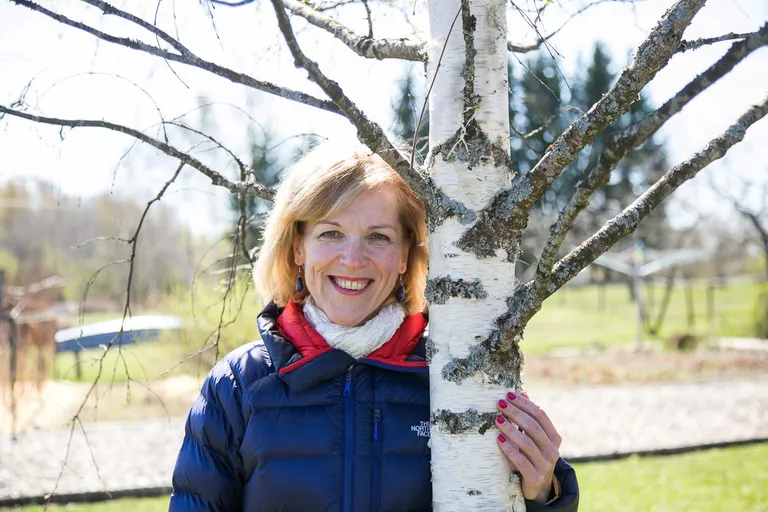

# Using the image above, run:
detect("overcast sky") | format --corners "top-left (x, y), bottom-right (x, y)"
top-left (1, 0), bottom-right (766, 237)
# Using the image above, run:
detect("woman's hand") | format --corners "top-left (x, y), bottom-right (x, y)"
top-left (495, 392), bottom-right (562, 504)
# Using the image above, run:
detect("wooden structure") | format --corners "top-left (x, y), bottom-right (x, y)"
top-left (0, 272), bottom-right (62, 435)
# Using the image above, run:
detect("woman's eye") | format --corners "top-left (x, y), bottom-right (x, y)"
top-left (368, 233), bottom-right (392, 242)
top-left (319, 230), bottom-right (342, 238)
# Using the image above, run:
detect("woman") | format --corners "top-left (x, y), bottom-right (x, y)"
top-left (170, 145), bottom-right (579, 511)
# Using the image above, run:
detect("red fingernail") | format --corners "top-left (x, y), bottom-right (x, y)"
top-left (496, 415), bottom-right (505, 425)
top-left (498, 399), bottom-right (508, 409)
top-left (498, 434), bottom-right (506, 443)
top-left (507, 392), bottom-right (517, 401)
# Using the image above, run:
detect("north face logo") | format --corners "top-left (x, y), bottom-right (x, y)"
top-left (411, 421), bottom-right (430, 438)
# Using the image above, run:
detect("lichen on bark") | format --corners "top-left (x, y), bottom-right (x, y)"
top-left (432, 408), bottom-right (497, 435)
top-left (441, 318), bottom-right (524, 388)
top-left (426, 276), bottom-right (488, 304)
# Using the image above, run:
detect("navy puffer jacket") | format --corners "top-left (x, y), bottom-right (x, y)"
top-left (170, 302), bottom-right (579, 511)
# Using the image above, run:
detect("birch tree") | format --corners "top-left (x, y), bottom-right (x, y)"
top-left (2, 0), bottom-right (768, 510)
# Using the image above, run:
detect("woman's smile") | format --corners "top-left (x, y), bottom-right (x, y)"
top-left (330, 276), bottom-right (372, 294)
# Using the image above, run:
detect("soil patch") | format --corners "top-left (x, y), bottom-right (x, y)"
top-left (1, 375), bottom-right (202, 434)
top-left (524, 346), bottom-right (768, 386)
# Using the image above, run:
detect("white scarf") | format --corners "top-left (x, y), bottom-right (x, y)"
top-left (302, 297), bottom-right (405, 359)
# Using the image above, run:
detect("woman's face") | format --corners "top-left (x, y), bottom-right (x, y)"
top-left (293, 186), bottom-right (409, 327)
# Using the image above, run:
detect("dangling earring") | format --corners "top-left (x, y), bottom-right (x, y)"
top-left (395, 274), bottom-right (405, 302)
top-left (295, 267), bottom-right (304, 293)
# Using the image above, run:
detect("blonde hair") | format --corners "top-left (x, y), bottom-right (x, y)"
top-left (253, 143), bottom-right (428, 315)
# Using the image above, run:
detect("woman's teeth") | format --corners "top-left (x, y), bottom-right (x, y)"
top-left (333, 277), bottom-right (369, 290)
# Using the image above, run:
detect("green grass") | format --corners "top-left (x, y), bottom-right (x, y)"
top-left (523, 281), bottom-right (765, 354)
top-left (573, 443), bottom-right (768, 511)
top-left (1, 497), bottom-right (169, 512)
top-left (4, 444), bottom-right (767, 511)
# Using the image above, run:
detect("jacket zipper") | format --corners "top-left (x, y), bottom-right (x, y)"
top-left (343, 366), bottom-right (354, 512)
top-left (372, 408), bottom-right (382, 512)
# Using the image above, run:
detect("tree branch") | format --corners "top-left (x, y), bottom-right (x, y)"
top-left (78, 0), bottom-right (192, 56)
top-left (526, 23), bottom-right (768, 308)
top-left (506, 0), bottom-right (637, 54)
top-left (458, 0), bottom-right (707, 258)
top-left (268, 0), bottom-right (462, 223)
top-left (282, 0), bottom-right (426, 61)
top-left (677, 31), bottom-right (756, 53)
top-left (10, 0), bottom-right (341, 115)
top-left (543, 95), bottom-right (768, 300)
top-left (0, 105), bottom-right (276, 201)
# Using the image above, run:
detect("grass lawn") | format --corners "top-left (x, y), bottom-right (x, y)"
top-left (4, 443), bottom-right (766, 511)
top-left (53, 339), bottom-right (210, 383)
top-left (573, 443), bottom-right (768, 511)
top-left (523, 280), bottom-right (765, 354)
top-left (1, 497), bottom-right (169, 512)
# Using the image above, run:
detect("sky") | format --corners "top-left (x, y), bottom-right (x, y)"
top-left (0, 0), bottom-right (766, 237)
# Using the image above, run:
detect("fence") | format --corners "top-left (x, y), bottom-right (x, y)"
top-left (0, 271), bottom-right (60, 435)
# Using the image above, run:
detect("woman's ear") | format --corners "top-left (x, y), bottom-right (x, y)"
top-left (399, 249), bottom-right (408, 275)
top-left (293, 233), bottom-right (305, 266)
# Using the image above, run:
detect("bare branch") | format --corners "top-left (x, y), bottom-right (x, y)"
top-left (677, 31), bottom-right (755, 53)
top-left (506, 0), bottom-right (633, 54)
top-left (361, 0), bottom-right (373, 38)
top-left (458, 0), bottom-right (707, 258)
top-left (527, 23), bottom-right (768, 307)
top-left (281, 0), bottom-right (426, 61)
top-left (10, 0), bottom-right (341, 114)
top-left (544, 95), bottom-right (768, 298)
top-left (79, 0), bottom-right (192, 56)
top-left (0, 105), bottom-right (276, 201)
top-left (268, 0), bottom-right (462, 222)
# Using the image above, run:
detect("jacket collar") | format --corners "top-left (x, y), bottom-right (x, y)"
top-left (257, 301), bottom-right (428, 393)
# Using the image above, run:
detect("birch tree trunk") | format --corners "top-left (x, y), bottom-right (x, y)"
top-left (425, 0), bottom-right (524, 509)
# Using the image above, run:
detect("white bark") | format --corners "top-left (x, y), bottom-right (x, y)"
top-left (425, 0), bottom-right (523, 509)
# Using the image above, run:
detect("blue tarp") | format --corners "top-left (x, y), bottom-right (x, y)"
top-left (54, 315), bottom-right (182, 352)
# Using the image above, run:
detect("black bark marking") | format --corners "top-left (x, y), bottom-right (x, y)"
top-left (432, 409), bottom-right (497, 435)
top-left (426, 276), bottom-right (488, 304)
top-left (440, 314), bottom-right (524, 388)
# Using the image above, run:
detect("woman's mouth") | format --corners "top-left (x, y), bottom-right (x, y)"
top-left (330, 276), bottom-right (372, 295)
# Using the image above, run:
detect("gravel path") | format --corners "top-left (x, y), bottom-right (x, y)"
top-left (2, 377), bottom-right (767, 503)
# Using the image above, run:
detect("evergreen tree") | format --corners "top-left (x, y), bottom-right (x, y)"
top-left (393, 43), bottom-right (671, 276)
top-left (228, 128), bottom-right (283, 269)
top-left (390, 66), bottom-right (429, 164)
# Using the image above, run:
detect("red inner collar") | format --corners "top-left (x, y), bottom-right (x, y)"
top-left (276, 301), bottom-right (427, 369)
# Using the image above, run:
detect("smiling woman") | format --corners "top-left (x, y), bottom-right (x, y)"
top-left (168, 143), bottom-right (578, 511)
top-left (253, 144), bottom-right (429, 320)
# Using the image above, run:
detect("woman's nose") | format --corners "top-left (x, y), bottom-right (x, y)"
top-left (339, 239), bottom-right (365, 269)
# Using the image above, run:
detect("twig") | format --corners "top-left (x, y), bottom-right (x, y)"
top-left (361, 0), bottom-right (373, 38)
top-left (79, 0), bottom-right (192, 55)
top-left (281, 0), bottom-right (426, 61)
top-left (0, 106), bottom-right (276, 201)
top-left (677, 32), bottom-right (754, 53)
top-left (507, 0), bottom-right (636, 54)
top-left (411, 6), bottom-right (462, 172)
top-left (10, 0), bottom-right (340, 114)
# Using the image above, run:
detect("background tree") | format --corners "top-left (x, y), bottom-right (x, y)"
top-left (0, 179), bottom-right (200, 308)
top-left (390, 66), bottom-right (430, 164)
top-left (2, 0), bottom-right (768, 509)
